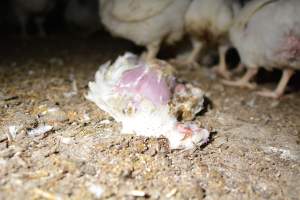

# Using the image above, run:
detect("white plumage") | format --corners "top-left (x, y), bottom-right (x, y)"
top-left (224, 0), bottom-right (300, 98)
top-left (99, 0), bottom-right (191, 60)
top-left (86, 53), bottom-right (209, 149)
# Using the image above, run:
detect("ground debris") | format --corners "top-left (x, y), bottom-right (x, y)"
top-left (27, 125), bottom-right (53, 137)
top-left (86, 182), bottom-right (104, 199)
top-left (0, 36), bottom-right (299, 200)
top-left (32, 188), bottom-right (62, 200)
top-left (127, 190), bottom-right (147, 197)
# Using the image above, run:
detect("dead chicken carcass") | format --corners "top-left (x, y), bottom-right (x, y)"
top-left (223, 0), bottom-right (300, 98)
top-left (99, 0), bottom-right (191, 60)
top-left (175, 0), bottom-right (241, 78)
top-left (86, 53), bottom-right (209, 149)
top-left (12, 0), bottom-right (56, 37)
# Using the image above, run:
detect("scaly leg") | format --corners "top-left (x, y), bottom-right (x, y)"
top-left (170, 38), bottom-right (203, 69)
top-left (213, 45), bottom-right (231, 79)
top-left (233, 63), bottom-right (245, 74)
top-left (257, 68), bottom-right (294, 98)
top-left (145, 40), bottom-right (161, 61)
top-left (185, 38), bottom-right (203, 68)
top-left (222, 68), bottom-right (258, 89)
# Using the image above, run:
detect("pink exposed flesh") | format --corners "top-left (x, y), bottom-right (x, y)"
top-left (278, 34), bottom-right (300, 60)
top-left (176, 122), bottom-right (210, 144)
top-left (117, 66), bottom-right (171, 106)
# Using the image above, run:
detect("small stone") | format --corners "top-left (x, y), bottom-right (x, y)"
top-left (99, 119), bottom-right (111, 125)
top-left (42, 107), bottom-right (68, 123)
top-left (27, 125), bottom-right (53, 137)
top-left (127, 190), bottom-right (147, 197)
top-left (132, 139), bottom-right (148, 153)
top-left (0, 148), bottom-right (15, 159)
top-left (86, 183), bottom-right (104, 199)
top-left (166, 188), bottom-right (177, 198)
top-left (60, 137), bottom-right (74, 144)
top-left (82, 164), bottom-right (97, 176)
top-left (213, 136), bottom-right (228, 148)
top-left (49, 57), bottom-right (64, 66)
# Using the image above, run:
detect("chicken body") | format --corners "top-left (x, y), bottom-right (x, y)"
top-left (100, 0), bottom-right (191, 60)
top-left (181, 0), bottom-right (241, 77)
top-left (12, 0), bottom-right (56, 37)
top-left (225, 0), bottom-right (300, 98)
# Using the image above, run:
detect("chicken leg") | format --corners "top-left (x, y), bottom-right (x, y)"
top-left (213, 45), bottom-right (231, 79)
top-left (222, 68), bottom-right (258, 89)
top-left (184, 38), bottom-right (203, 68)
top-left (145, 40), bottom-right (161, 61)
top-left (257, 68), bottom-right (295, 98)
top-left (170, 38), bottom-right (203, 69)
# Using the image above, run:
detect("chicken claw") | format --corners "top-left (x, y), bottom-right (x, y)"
top-left (222, 79), bottom-right (257, 89)
top-left (213, 64), bottom-right (232, 79)
top-left (222, 68), bottom-right (258, 89)
top-left (257, 69), bottom-right (294, 99)
top-left (256, 90), bottom-right (282, 99)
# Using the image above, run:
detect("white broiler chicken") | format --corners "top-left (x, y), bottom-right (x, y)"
top-left (223, 0), bottom-right (300, 98)
top-left (176, 0), bottom-right (241, 78)
top-left (86, 53), bottom-right (210, 149)
top-left (99, 0), bottom-right (191, 60)
top-left (12, 0), bottom-right (56, 37)
top-left (64, 0), bottom-right (100, 34)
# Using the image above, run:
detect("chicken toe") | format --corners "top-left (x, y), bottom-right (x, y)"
top-left (213, 64), bottom-right (232, 80)
top-left (222, 68), bottom-right (258, 89)
top-left (256, 90), bottom-right (282, 99)
top-left (257, 68), bottom-right (295, 98)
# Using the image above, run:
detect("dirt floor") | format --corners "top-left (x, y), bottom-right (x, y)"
top-left (0, 33), bottom-right (299, 200)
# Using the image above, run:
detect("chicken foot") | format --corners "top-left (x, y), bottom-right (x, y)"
top-left (222, 68), bottom-right (258, 89)
top-left (257, 68), bottom-right (295, 98)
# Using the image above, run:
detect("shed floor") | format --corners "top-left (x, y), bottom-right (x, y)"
top-left (0, 33), bottom-right (299, 200)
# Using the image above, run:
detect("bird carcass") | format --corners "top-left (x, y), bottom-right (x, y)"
top-left (86, 53), bottom-right (210, 149)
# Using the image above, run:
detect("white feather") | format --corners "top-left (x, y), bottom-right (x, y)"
top-left (100, 0), bottom-right (191, 47)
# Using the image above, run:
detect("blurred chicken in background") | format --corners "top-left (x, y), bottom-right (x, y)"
top-left (173, 0), bottom-right (241, 79)
top-left (12, 0), bottom-right (57, 38)
top-left (100, 0), bottom-right (191, 61)
top-left (64, 0), bottom-right (101, 36)
top-left (224, 0), bottom-right (300, 98)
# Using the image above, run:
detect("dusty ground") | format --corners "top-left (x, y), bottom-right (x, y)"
top-left (0, 33), bottom-right (299, 200)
